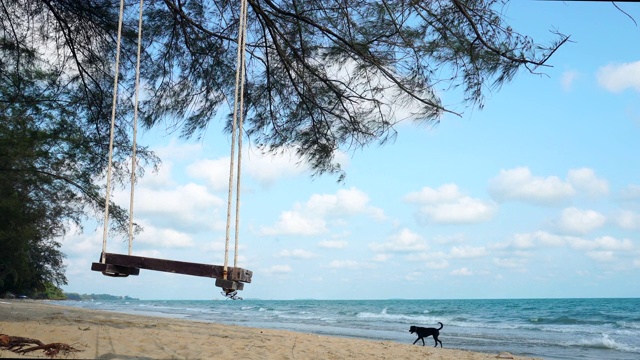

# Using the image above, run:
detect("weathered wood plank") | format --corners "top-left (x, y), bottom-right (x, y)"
top-left (92, 253), bottom-right (252, 283)
top-left (90, 262), bottom-right (140, 277)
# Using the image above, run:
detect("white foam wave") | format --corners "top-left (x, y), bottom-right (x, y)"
top-left (567, 333), bottom-right (640, 353)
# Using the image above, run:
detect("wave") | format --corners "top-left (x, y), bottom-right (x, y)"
top-left (564, 334), bottom-right (640, 354)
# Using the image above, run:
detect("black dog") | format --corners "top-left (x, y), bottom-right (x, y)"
top-left (409, 322), bottom-right (443, 347)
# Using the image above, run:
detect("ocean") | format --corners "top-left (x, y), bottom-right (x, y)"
top-left (52, 298), bottom-right (640, 360)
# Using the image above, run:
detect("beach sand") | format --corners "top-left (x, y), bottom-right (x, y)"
top-left (1, 300), bottom-right (539, 360)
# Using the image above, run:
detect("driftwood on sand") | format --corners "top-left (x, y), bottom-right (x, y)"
top-left (0, 333), bottom-right (80, 358)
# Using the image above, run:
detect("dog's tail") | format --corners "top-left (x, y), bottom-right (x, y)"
top-left (437, 322), bottom-right (443, 330)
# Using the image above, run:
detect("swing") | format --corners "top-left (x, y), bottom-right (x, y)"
top-left (91, 0), bottom-right (252, 297)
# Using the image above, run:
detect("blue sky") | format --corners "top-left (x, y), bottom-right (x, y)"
top-left (60, 2), bottom-right (640, 300)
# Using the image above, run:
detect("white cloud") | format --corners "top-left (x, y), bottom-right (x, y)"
top-left (260, 187), bottom-right (384, 236)
top-left (134, 224), bottom-right (195, 248)
top-left (243, 146), bottom-right (309, 185)
top-left (592, 236), bottom-right (634, 251)
top-left (318, 240), bottom-right (348, 249)
top-left (327, 260), bottom-right (362, 269)
top-left (505, 233), bottom-right (537, 249)
top-left (489, 167), bottom-right (607, 206)
top-left (263, 265), bottom-right (293, 274)
top-left (187, 158), bottom-right (230, 191)
top-left (586, 251), bottom-right (615, 262)
top-left (305, 187), bottom-right (385, 220)
top-left (187, 145), bottom-right (324, 190)
top-left (567, 168), bottom-right (609, 197)
top-left (451, 267), bottom-right (473, 276)
top-left (615, 210), bottom-right (640, 230)
top-left (424, 259), bottom-right (450, 269)
top-left (122, 183), bottom-right (224, 231)
top-left (277, 249), bottom-right (317, 259)
top-left (405, 184), bottom-right (496, 224)
top-left (488, 167), bottom-right (575, 205)
top-left (597, 61), bottom-right (640, 92)
top-left (557, 207), bottom-right (606, 235)
top-left (493, 257), bottom-right (526, 269)
top-left (507, 231), bottom-right (634, 254)
top-left (60, 222), bottom-right (100, 256)
top-left (368, 228), bottom-right (428, 252)
top-left (140, 161), bottom-right (175, 188)
top-left (405, 252), bottom-right (450, 269)
top-left (261, 210), bottom-right (327, 236)
top-left (372, 254), bottom-right (392, 262)
top-left (620, 184), bottom-right (640, 200)
top-left (449, 246), bottom-right (487, 259)
top-left (561, 70), bottom-right (579, 91)
top-left (154, 138), bottom-right (203, 161)
top-left (405, 184), bottom-right (463, 203)
top-left (405, 271), bottom-right (424, 281)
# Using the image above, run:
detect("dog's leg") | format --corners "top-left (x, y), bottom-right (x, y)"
top-left (433, 335), bottom-right (442, 347)
top-left (413, 337), bottom-right (420, 345)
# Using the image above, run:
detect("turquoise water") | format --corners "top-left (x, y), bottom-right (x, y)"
top-left (55, 298), bottom-right (640, 360)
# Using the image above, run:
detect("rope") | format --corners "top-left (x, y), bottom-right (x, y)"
top-left (128, 0), bottom-right (145, 255)
top-left (224, 0), bottom-right (249, 276)
top-left (234, 0), bottom-right (248, 269)
top-left (101, 0), bottom-right (126, 264)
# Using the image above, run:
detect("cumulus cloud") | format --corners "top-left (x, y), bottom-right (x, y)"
top-left (619, 184), bottom-right (640, 200)
top-left (615, 210), bottom-right (640, 230)
top-left (405, 252), bottom-right (450, 269)
top-left (155, 139), bottom-right (203, 161)
top-left (120, 183), bottom-right (225, 232)
top-left (318, 240), bottom-right (348, 249)
top-left (369, 228), bottom-right (428, 253)
top-left (489, 167), bottom-right (574, 205)
top-left (277, 249), bottom-right (317, 259)
top-left (140, 161), bottom-right (175, 188)
top-left (243, 146), bottom-right (310, 185)
top-left (567, 168), bottom-right (609, 197)
top-left (505, 231), bottom-right (634, 254)
top-left (497, 233), bottom-right (537, 249)
top-left (263, 264), bottom-right (293, 274)
top-left (488, 167), bottom-right (608, 206)
top-left (60, 226), bottom-right (101, 256)
top-left (305, 187), bottom-right (385, 220)
top-left (449, 246), bottom-right (487, 259)
top-left (405, 271), bottom-right (424, 281)
top-left (561, 70), bottom-right (579, 91)
top-left (597, 61), bottom-right (640, 93)
top-left (260, 188), bottom-right (384, 236)
top-left (187, 144), bottom-right (341, 189)
top-left (327, 260), bottom-right (362, 269)
top-left (492, 257), bottom-right (526, 269)
top-left (591, 236), bottom-right (634, 251)
top-left (134, 224), bottom-right (195, 248)
top-left (586, 251), bottom-right (615, 262)
top-left (372, 254), bottom-right (392, 262)
top-left (404, 184), bottom-right (496, 224)
top-left (557, 207), bottom-right (606, 235)
top-left (451, 267), bottom-right (473, 276)
top-left (261, 210), bottom-right (327, 236)
top-left (187, 158), bottom-right (230, 191)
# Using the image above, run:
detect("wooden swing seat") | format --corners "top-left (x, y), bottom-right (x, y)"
top-left (91, 252), bottom-right (252, 289)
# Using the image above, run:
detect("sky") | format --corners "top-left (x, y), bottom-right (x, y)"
top-left (60, 2), bottom-right (640, 300)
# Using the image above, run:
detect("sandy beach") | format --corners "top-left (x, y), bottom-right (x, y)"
top-left (0, 300), bottom-right (539, 360)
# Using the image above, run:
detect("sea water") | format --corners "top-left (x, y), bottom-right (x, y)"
top-left (53, 298), bottom-right (640, 360)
